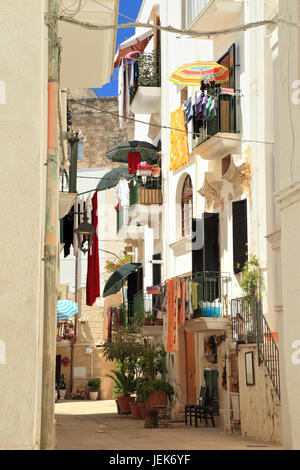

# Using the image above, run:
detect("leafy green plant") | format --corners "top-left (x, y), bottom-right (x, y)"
top-left (88, 378), bottom-right (101, 392)
top-left (106, 370), bottom-right (136, 397)
top-left (149, 378), bottom-right (178, 407)
top-left (239, 255), bottom-right (263, 300)
top-left (59, 374), bottom-right (66, 390)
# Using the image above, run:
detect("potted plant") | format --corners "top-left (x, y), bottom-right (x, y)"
top-left (88, 377), bottom-right (101, 401)
top-left (151, 164), bottom-right (161, 177)
top-left (59, 374), bottom-right (67, 399)
top-left (148, 378), bottom-right (176, 408)
top-left (107, 369), bottom-right (136, 412)
top-left (136, 162), bottom-right (153, 177)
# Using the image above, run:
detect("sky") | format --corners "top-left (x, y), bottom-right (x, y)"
top-left (93, 0), bottom-right (144, 97)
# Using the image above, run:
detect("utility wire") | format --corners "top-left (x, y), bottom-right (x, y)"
top-left (55, 15), bottom-right (300, 38)
top-left (71, 99), bottom-right (274, 146)
top-left (91, 0), bottom-right (137, 22)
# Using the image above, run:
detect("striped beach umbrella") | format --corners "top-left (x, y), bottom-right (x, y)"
top-left (57, 300), bottom-right (78, 321)
top-left (169, 61), bottom-right (229, 86)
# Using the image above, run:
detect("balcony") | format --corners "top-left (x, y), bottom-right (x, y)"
top-left (112, 291), bottom-right (163, 336)
top-left (191, 89), bottom-right (240, 160)
top-left (182, 0), bottom-right (243, 32)
top-left (184, 271), bottom-right (232, 333)
top-left (128, 175), bottom-right (163, 226)
top-left (130, 52), bottom-right (161, 114)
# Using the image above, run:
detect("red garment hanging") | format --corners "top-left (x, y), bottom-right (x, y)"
top-left (127, 151), bottom-right (142, 174)
top-left (86, 191), bottom-right (100, 306)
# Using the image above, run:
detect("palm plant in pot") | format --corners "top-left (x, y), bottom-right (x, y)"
top-left (107, 368), bottom-right (136, 413)
top-left (88, 377), bottom-right (101, 401)
top-left (99, 326), bottom-right (145, 413)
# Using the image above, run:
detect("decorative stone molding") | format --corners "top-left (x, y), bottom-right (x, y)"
top-left (274, 180), bottom-right (300, 211)
top-left (222, 155), bottom-right (251, 199)
top-left (198, 172), bottom-right (223, 210)
top-left (266, 229), bottom-right (281, 252)
top-left (169, 236), bottom-right (191, 257)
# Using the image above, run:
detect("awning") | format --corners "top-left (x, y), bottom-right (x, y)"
top-left (102, 263), bottom-right (142, 298)
top-left (114, 29), bottom-right (153, 68)
top-left (57, 300), bottom-right (78, 321)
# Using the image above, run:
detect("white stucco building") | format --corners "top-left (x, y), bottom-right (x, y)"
top-left (116, 0), bottom-right (300, 449)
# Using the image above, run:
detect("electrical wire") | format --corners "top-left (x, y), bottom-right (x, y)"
top-left (59, 0), bottom-right (84, 17)
top-left (70, 99), bottom-right (274, 146)
top-left (55, 14), bottom-right (300, 39)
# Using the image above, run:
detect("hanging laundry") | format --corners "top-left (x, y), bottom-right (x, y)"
top-left (117, 178), bottom-right (129, 206)
top-left (166, 280), bottom-right (175, 352)
top-left (118, 59), bottom-right (129, 129)
top-left (170, 107), bottom-right (189, 171)
top-left (182, 97), bottom-right (193, 125)
top-left (127, 151), bottom-right (142, 174)
top-left (192, 282), bottom-right (198, 311)
top-left (86, 191), bottom-right (100, 307)
top-left (185, 279), bottom-right (193, 319)
top-left (203, 96), bottom-right (213, 122)
top-left (178, 279), bottom-right (186, 326)
top-left (62, 207), bottom-right (74, 258)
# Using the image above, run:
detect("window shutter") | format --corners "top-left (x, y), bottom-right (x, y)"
top-left (192, 218), bottom-right (204, 274)
top-left (152, 253), bottom-right (161, 285)
top-left (204, 213), bottom-right (219, 273)
top-left (232, 199), bottom-right (248, 274)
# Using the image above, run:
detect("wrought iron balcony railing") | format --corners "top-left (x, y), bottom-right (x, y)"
top-left (191, 271), bottom-right (231, 318)
top-left (129, 176), bottom-right (162, 207)
top-left (192, 88), bottom-right (238, 150)
top-left (231, 296), bottom-right (280, 399)
top-left (130, 52), bottom-right (161, 103)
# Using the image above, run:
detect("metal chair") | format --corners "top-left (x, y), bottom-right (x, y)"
top-left (185, 386), bottom-right (207, 426)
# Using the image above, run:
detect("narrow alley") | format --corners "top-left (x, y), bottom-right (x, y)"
top-left (55, 400), bottom-right (282, 451)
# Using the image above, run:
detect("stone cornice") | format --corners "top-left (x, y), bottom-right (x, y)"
top-left (274, 180), bottom-right (300, 210)
top-left (265, 229), bottom-right (281, 252)
top-left (198, 172), bottom-right (223, 210)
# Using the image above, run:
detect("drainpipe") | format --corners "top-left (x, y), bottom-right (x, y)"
top-left (41, 0), bottom-right (59, 450)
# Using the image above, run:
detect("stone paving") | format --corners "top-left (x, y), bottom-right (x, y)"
top-left (55, 400), bottom-right (282, 451)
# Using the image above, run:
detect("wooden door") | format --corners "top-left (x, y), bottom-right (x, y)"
top-left (185, 332), bottom-right (197, 404)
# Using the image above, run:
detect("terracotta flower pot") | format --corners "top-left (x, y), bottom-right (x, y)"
top-left (138, 402), bottom-right (147, 419)
top-left (117, 396), bottom-right (131, 413)
top-left (152, 167), bottom-right (161, 177)
top-left (129, 401), bottom-right (142, 419)
top-left (148, 391), bottom-right (167, 408)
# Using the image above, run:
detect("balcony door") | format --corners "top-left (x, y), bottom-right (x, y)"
top-left (217, 43), bottom-right (236, 133)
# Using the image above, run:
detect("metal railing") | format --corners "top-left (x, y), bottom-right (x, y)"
top-left (191, 271), bottom-right (231, 318)
top-left (129, 176), bottom-right (162, 207)
top-left (231, 297), bottom-right (280, 400)
top-left (192, 88), bottom-right (238, 150)
top-left (257, 306), bottom-right (280, 400)
top-left (118, 291), bottom-right (158, 326)
top-left (130, 52), bottom-right (161, 103)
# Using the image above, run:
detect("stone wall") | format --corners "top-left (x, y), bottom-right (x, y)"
top-left (67, 88), bottom-right (135, 170)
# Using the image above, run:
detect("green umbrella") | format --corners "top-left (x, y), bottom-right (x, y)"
top-left (105, 140), bottom-right (158, 163)
top-left (96, 167), bottom-right (131, 192)
top-left (102, 263), bottom-right (142, 298)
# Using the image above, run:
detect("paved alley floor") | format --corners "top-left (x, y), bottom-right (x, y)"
top-left (55, 400), bottom-right (282, 451)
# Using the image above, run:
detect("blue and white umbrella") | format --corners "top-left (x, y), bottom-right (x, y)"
top-left (57, 300), bottom-right (78, 321)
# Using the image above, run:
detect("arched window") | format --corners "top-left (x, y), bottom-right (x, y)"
top-left (182, 175), bottom-right (193, 237)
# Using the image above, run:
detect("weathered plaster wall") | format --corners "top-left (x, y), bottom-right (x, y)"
top-left (238, 344), bottom-right (281, 443)
top-left (0, 0), bottom-right (47, 449)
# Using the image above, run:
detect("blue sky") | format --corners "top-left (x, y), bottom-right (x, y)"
top-left (93, 0), bottom-right (143, 97)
